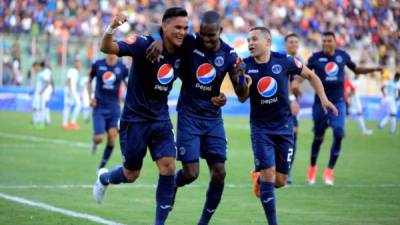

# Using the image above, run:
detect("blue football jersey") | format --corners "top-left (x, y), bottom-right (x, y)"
top-left (177, 33), bottom-right (239, 119)
top-left (89, 59), bottom-right (128, 107)
top-left (307, 49), bottom-right (356, 104)
top-left (117, 35), bottom-right (181, 122)
top-left (244, 52), bottom-right (303, 134)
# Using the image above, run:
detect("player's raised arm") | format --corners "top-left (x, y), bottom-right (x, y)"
top-left (87, 63), bottom-right (96, 107)
top-left (100, 14), bottom-right (127, 54)
top-left (299, 65), bottom-right (338, 116)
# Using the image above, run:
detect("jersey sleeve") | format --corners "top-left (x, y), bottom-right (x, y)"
top-left (286, 55), bottom-right (303, 76)
top-left (344, 51), bottom-right (357, 71)
top-left (116, 35), bottom-right (149, 58)
top-left (227, 50), bottom-right (240, 80)
top-left (306, 54), bottom-right (316, 70)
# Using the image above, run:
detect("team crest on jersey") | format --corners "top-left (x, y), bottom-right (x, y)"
top-left (196, 63), bottom-right (216, 84)
top-left (157, 64), bottom-right (174, 85)
top-left (114, 67), bottom-right (121, 75)
top-left (214, 56), bottom-right (224, 67)
top-left (257, 76), bottom-right (278, 98)
top-left (325, 62), bottom-right (339, 77)
top-left (272, 64), bottom-right (282, 74)
top-left (335, 55), bottom-right (343, 63)
top-left (123, 35), bottom-right (137, 45)
top-left (102, 71), bottom-right (116, 89)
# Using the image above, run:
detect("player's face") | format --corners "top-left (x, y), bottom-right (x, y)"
top-left (162, 16), bottom-right (189, 47)
top-left (199, 23), bottom-right (222, 51)
top-left (74, 60), bottom-right (80, 69)
top-left (33, 64), bottom-right (40, 73)
top-left (322, 35), bottom-right (336, 55)
top-left (285, 36), bottom-right (299, 56)
top-left (247, 30), bottom-right (271, 58)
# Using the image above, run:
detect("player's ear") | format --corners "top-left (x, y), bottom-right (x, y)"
top-left (219, 26), bottom-right (223, 34)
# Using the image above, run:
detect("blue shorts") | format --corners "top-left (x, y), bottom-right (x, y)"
top-left (292, 116), bottom-right (299, 128)
top-left (119, 120), bottom-right (176, 171)
top-left (312, 101), bottom-right (346, 137)
top-left (92, 106), bottom-right (121, 136)
top-left (251, 131), bottom-right (294, 174)
top-left (176, 113), bottom-right (227, 165)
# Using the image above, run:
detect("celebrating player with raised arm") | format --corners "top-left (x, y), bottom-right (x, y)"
top-left (92, 8), bottom-right (188, 225)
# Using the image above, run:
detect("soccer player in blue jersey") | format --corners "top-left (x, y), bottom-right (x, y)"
top-left (146, 11), bottom-right (248, 225)
top-left (294, 32), bottom-right (382, 186)
top-left (92, 8), bottom-right (189, 225)
top-left (239, 27), bottom-right (337, 225)
top-left (87, 54), bottom-right (128, 169)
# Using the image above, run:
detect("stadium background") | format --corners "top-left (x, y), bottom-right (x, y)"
top-left (0, 1), bottom-right (399, 225)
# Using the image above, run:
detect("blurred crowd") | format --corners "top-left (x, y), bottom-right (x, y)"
top-left (0, 0), bottom-right (399, 86)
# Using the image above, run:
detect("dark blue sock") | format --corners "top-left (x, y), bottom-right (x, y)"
top-left (198, 181), bottom-right (224, 225)
top-left (328, 136), bottom-right (342, 169)
top-left (259, 181), bottom-right (277, 225)
top-left (155, 175), bottom-right (175, 225)
top-left (311, 137), bottom-right (323, 166)
top-left (99, 145), bottom-right (114, 168)
top-left (99, 166), bottom-right (127, 185)
top-left (175, 169), bottom-right (191, 187)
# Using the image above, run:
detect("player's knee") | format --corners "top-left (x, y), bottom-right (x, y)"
top-left (123, 169), bottom-right (140, 183)
top-left (275, 176), bottom-right (287, 188)
top-left (259, 168), bottom-right (276, 183)
top-left (94, 135), bottom-right (103, 144)
top-left (211, 167), bottom-right (226, 183)
top-left (314, 134), bottom-right (325, 141)
top-left (333, 128), bottom-right (344, 139)
top-left (158, 160), bottom-right (176, 176)
top-left (183, 167), bottom-right (199, 182)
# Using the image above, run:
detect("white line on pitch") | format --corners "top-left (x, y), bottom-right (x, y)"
top-left (0, 132), bottom-right (90, 148)
top-left (0, 183), bottom-right (399, 189)
top-left (0, 192), bottom-right (125, 225)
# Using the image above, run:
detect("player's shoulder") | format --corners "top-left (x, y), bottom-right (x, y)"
top-left (122, 34), bottom-right (152, 47)
top-left (243, 56), bottom-right (253, 64)
top-left (271, 51), bottom-right (287, 59)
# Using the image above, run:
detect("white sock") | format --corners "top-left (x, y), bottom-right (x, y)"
top-left (380, 115), bottom-right (389, 128)
top-left (63, 105), bottom-right (71, 126)
top-left (71, 102), bottom-right (81, 124)
top-left (357, 115), bottom-right (368, 131)
top-left (45, 107), bottom-right (51, 124)
top-left (390, 116), bottom-right (397, 133)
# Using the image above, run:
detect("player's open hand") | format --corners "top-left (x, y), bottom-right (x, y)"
top-left (322, 99), bottom-right (338, 116)
top-left (211, 93), bottom-right (227, 107)
top-left (111, 14), bottom-right (127, 29)
top-left (146, 39), bottom-right (163, 63)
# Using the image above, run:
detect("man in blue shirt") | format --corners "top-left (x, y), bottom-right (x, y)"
top-left (146, 11), bottom-right (248, 225)
top-left (239, 27), bottom-right (337, 225)
top-left (92, 8), bottom-right (189, 225)
top-left (293, 31), bottom-right (382, 186)
top-left (87, 54), bottom-right (128, 169)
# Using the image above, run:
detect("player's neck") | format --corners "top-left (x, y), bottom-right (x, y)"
top-left (324, 49), bottom-right (335, 56)
top-left (163, 40), bottom-right (177, 54)
top-left (254, 50), bottom-right (271, 64)
top-left (106, 60), bottom-right (117, 66)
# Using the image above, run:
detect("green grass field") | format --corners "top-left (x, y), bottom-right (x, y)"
top-left (0, 111), bottom-right (399, 225)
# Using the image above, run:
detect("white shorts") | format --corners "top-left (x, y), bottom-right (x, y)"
top-left (352, 95), bottom-right (363, 113)
top-left (383, 97), bottom-right (397, 115)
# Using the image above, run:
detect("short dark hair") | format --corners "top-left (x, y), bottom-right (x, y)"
top-left (201, 11), bottom-right (221, 25)
top-left (322, 31), bottom-right (336, 39)
top-left (162, 7), bottom-right (188, 23)
top-left (284, 33), bottom-right (298, 42)
top-left (249, 26), bottom-right (271, 37)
